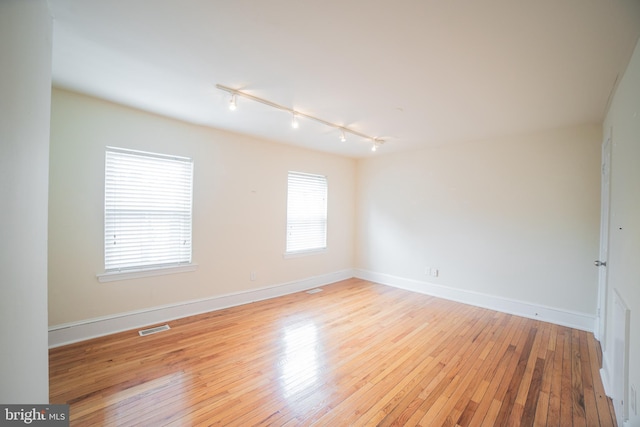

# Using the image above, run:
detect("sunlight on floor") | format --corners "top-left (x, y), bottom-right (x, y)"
top-left (280, 321), bottom-right (320, 399)
top-left (105, 372), bottom-right (186, 423)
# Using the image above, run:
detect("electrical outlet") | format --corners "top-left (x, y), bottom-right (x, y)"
top-left (425, 267), bottom-right (431, 276)
top-left (431, 268), bottom-right (439, 277)
top-left (250, 271), bottom-right (256, 281)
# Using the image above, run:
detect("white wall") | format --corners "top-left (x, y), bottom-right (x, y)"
top-left (602, 38), bottom-right (640, 426)
top-left (48, 88), bottom-right (355, 326)
top-left (0, 0), bottom-right (51, 403)
top-left (356, 125), bottom-right (601, 319)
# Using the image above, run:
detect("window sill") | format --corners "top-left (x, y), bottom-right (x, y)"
top-left (97, 263), bottom-right (198, 283)
top-left (283, 248), bottom-right (327, 259)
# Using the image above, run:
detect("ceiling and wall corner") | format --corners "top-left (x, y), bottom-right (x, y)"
top-left (48, 0), bottom-right (640, 158)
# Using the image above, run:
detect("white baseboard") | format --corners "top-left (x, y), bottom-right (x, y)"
top-left (600, 354), bottom-right (613, 398)
top-left (50, 268), bottom-right (597, 348)
top-left (600, 340), bottom-right (613, 398)
top-left (354, 269), bottom-right (596, 332)
top-left (48, 269), bottom-right (354, 348)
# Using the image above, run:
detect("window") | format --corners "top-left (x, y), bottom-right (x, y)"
top-left (103, 147), bottom-right (194, 274)
top-left (286, 171), bottom-right (328, 254)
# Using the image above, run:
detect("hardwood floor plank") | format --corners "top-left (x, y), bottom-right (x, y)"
top-left (493, 327), bottom-right (538, 425)
top-left (422, 319), bottom-right (516, 426)
top-left (561, 327), bottom-right (575, 426)
top-left (388, 311), bottom-right (494, 425)
top-left (521, 357), bottom-right (545, 426)
top-left (480, 399), bottom-right (504, 427)
top-left (572, 329), bottom-right (587, 427)
top-left (375, 315), bottom-right (482, 425)
top-left (467, 318), bottom-right (529, 426)
top-left (547, 326), bottom-right (566, 427)
top-left (534, 391), bottom-right (551, 427)
top-left (509, 323), bottom-right (546, 426)
top-left (49, 279), bottom-right (616, 426)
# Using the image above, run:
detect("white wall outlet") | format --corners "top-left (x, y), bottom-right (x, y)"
top-left (250, 271), bottom-right (256, 281)
top-left (431, 268), bottom-right (439, 277)
top-left (425, 267), bottom-right (431, 276)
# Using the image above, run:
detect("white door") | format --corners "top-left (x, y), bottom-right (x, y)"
top-left (595, 134), bottom-right (611, 343)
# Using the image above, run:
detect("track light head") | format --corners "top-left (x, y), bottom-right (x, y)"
top-left (229, 94), bottom-right (237, 111)
top-left (340, 130), bottom-right (346, 142)
top-left (291, 112), bottom-right (299, 129)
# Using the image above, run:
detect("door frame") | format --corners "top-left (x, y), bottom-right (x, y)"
top-left (595, 130), bottom-right (611, 344)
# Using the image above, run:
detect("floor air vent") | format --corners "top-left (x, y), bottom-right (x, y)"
top-left (306, 288), bottom-right (323, 294)
top-left (138, 324), bottom-right (170, 336)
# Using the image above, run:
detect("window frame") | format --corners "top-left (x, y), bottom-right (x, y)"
top-left (97, 147), bottom-right (197, 282)
top-left (284, 171), bottom-right (328, 257)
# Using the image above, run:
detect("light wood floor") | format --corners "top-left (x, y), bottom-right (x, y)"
top-left (50, 279), bottom-right (616, 426)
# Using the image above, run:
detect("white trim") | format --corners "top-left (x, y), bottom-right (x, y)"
top-left (601, 355), bottom-right (613, 398)
top-left (97, 263), bottom-right (198, 283)
top-left (49, 269), bottom-right (354, 348)
top-left (283, 248), bottom-right (327, 259)
top-left (354, 269), bottom-right (596, 332)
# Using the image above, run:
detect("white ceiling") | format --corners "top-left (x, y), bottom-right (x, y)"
top-left (49, 0), bottom-right (640, 158)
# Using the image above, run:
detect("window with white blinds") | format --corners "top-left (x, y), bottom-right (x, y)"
top-left (104, 147), bottom-right (193, 272)
top-left (286, 171), bottom-right (328, 254)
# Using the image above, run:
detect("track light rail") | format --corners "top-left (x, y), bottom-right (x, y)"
top-left (216, 84), bottom-right (384, 145)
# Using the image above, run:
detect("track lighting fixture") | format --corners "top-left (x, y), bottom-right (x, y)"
top-left (216, 84), bottom-right (384, 152)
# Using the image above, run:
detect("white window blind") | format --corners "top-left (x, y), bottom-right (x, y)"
top-left (286, 171), bottom-right (327, 253)
top-left (104, 147), bottom-right (193, 272)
